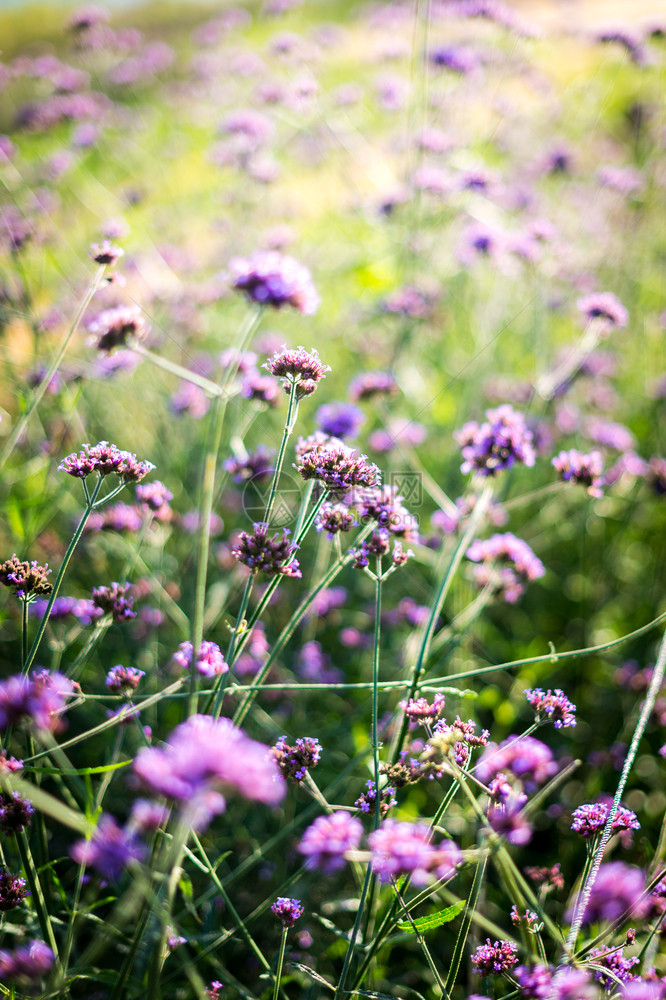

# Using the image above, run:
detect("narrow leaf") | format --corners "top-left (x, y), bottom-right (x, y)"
top-left (397, 900), bottom-right (465, 934)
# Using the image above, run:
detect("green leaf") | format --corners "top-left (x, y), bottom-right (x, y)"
top-left (397, 900), bottom-right (465, 934)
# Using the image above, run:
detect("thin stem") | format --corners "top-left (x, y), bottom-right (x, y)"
top-left (272, 926), bottom-right (289, 1000)
top-left (264, 380), bottom-right (300, 525)
top-left (131, 342), bottom-right (229, 397)
top-left (566, 626), bottom-right (666, 950)
top-left (21, 599), bottom-right (29, 670)
top-left (392, 878), bottom-right (450, 999)
top-left (17, 830), bottom-right (60, 963)
top-left (210, 574), bottom-right (254, 718)
top-left (23, 476), bottom-right (104, 674)
top-left (333, 861), bottom-right (375, 1000)
top-left (445, 852), bottom-right (488, 995)
top-left (0, 265), bottom-right (106, 470)
top-left (372, 558), bottom-right (382, 831)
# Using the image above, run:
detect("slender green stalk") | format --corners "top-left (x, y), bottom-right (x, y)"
top-left (131, 342), bottom-right (229, 397)
top-left (272, 926), bottom-right (289, 1000)
top-left (333, 861), bottom-right (375, 1000)
top-left (264, 380), bottom-right (299, 524)
top-left (16, 831), bottom-right (59, 962)
top-left (567, 626), bottom-right (666, 950)
top-left (392, 878), bottom-right (450, 999)
top-left (372, 558), bottom-right (383, 831)
top-left (21, 599), bottom-right (29, 669)
top-left (0, 265), bottom-right (106, 470)
top-left (445, 852), bottom-right (488, 995)
top-left (23, 476), bottom-right (104, 674)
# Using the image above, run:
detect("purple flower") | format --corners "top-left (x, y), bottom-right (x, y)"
top-left (550, 967), bottom-right (596, 1000)
top-left (570, 862), bottom-right (649, 925)
top-left (476, 735), bottom-right (556, 793)
top-left (136, 480), bottom-right (173, 519)
top-left (298, 812), bottom-right (363, 873)
top-left (647, 456), bottom-right (666, 495)
top-left (314, 501), bottom-right (357, 538)
top-left (84, 502), bottom-right (143, 533)
top-left (264, 346), bottom-right (330, 390)
top-left (106, 665), bottom-right (145, 694)
top-left (294, 441), bottom-right (380, 494)
top-left (315, 402), bottom-right (365, 440)
top-left (577, 292), bottom-right (628, 329)
top-left (59, 442), bottom-right (154, 482)
top-left (0, 792), bottom-right (34, 835)
top-left (223, 446), bottom-right (275, 484)
top-left (0, 671), bottom-right (75, 732)
top-left (133, 715), bottom-right (285, 829)
top-left (510, 906), bottom-right (538, 927)
top-left (570, 802), bottom-right (640, 839)
top-left (471, 939), bottom-right (519, 976)
top-left (487, 791), bottom-right (532, 845)
top-left (89, 240), bottom-right (124, 265)
top-left (552, 450), bottom-right (604, 498)
top-left (271, 896), bottom-right (304, 927)
top-left (466, 533), bottom-right (545, 603)
top-left (0, 556), bottom-right (52, 599)
top-left (368, 820), bottom-right (462, 885)
top-left (400, 694), bottom-right (446, 729)
top-left (70, 814), bottom-right (147, 881)
top-left (348, 371), bottom-right (399, 402)
top-left (581, 416), bottom-right (635, 452)
top-left (0, 870), bottom-right (29, 911)
top-left (513, 965), bottom-right (553, 999)
top-left (524, 688), bottom-right (577, 728)
top-left (232, 523), bottom-right (301, 578)
top-left (455, 405), bottom-right (535, 477)
top-left (230, 252), bottom-right (319, 314)
top-left (170, 641), bottom-right (228, 678)
top-left (355, 780), bottom-right (397, 819)
top-left (0, 940), bottom-right (54, 985)
top-left (29, 596), bottom-right (102, 625)
top-left (354, 485), bottom-right (419, 542)
top-left (587, 947), bottom-right (640, 987)
top-left (91, 582), bottom-right (136, 622)
top-left (87, 305), bottom-right (148, 352)
top-left (272, 736), bottom-right (322, 782)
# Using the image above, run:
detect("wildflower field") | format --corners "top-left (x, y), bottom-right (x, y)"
top-left (0, 0), bottom-right (665, 996)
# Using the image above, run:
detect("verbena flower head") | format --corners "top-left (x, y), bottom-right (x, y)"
top-left (466, 533), bottom-right (545, 603)
top-left (88, 305), bottom-right (148, 352)
top-left (133, 715), bottom-right (285, 829)
top-left (0, 870), bottom-right (29, 911)
top-left (84, 502), bottom-right (143, 533)
top-left (587, 947), bottom-right (639, 988)
top-left (298, 812), bottom-right (363, 873)
top-left (552, 450), bottom-right (604, 498)
top-left (224, 445), bottom-right (275, 484)
top-left (455, 404), bottom-right (535, 477)
top-left (135, 480), bottom-right (173, 518)
top-left (355, 780), bottom-right (397, 819)
top-left (89, 240), bottom-right (124, 265)
top-left (471, 939), bottom-right (519, 976)
top-left (510, 905), bottom-right (539, 928)
top-left (401, 693), bottom-right (446, 729)
top-left (91, 582), bottom-right (136, 621)
top-left (0, 940), bottom-right (54, 986)
top-left (569, 862), bottom-right (649, 925)
top-left (30, 596), bottom-right (102, 626)
top-left (577, 292), bottom-right (628, 330)
top-left (232, 523), bottom-right (301, 577)
top-left (0, 671), bottom-right (75, 732)
top-left (354, 485), bottom-right (419, 542)
top-left (271, 896), bottom-right (304, 927)
top-left (570, 802), bottom-right (640, 839)
top-left (315, 401), bottom-right (365, 439)
top-left (348, 371), bottom-right (399, 402)
top-left (368, 820), bottom-right (462, 885)
top-left (170, 641), bottom-right (228, 678)
top-left (272, 736), bottom-right (322, 781)
top-left (487, 790), bottom-right (532, 845)
top-left (70, 813), bottom-right (147, 881)
top-left (314, 501), bottom-right (357, 538)
top-left (476, 735), bottom-right (556, 793)
top-left (59, 442), bottom-right (154, 482)
top-left (105, 665), bottom-right (145, 695)
top-left (0, 792), bottom-right (34, 835)
top-left (230, 251), bottom-right (320, 314)
top-left (0, 556), bottom-right (52, 599)
top-left (205, 982), bottom-right (224, 1000)
top-left (524, 688), bottom-right (577, 728)
top-left (425, 716), bottom-right (490, 770)
top-left (264, 347), bottom-right (330, 399)
top-left (294, 441), bottom-right (380, 494)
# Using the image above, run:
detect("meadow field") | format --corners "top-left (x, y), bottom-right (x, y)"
top-left (0, 0), bottom-right (664, 997)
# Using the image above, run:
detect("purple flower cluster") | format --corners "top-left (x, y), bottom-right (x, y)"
top-left (70, 813), bottom-right (147, 881)
top-left (355, 485), bottom-right (419, 542)
top-left (84, 502), bottom-right (143, 533)
top-left (368, 820), bottom-right (462, 885)
top-left (0, 671), bottom-right (75, 732)
top-left (0, 869), bottom-right (29, 911)
top-left (524, 688), bottom-right (577, 728)
top-left (135, 480), bottom-right (173, 519)
top-left (0, 793), bottom-right (34, 835)
top-left (577, 292), bottom-right (628, 329)
top-left (230, 251), bottom-right (320, 314)
top-left (91, 582), bottom-right (136, 621)
top-left (224, 445), bottom-right (275, 484)
top-left (427, 716), bottom-right (490, 769)
top-left (106, 665), bottom-right (145, 694)
top-left (466, 533), bottom-right (545, 603)
top-left (272, 736), bottom-right (322, 781)
top-left (570, 801), bottom-right (640, 839)
top-left (476, 735), bottom-right (556, 793)
top-left (587, 947), bottom-right (640, 987)
top-left (59, 442), bottom-right (154, 483)
top-left (315, 401), bottom-right (365, 439)
top-left (348, 371), bottom-right (398, 402)
top-left (0, 555), bottom-right (52, 599)
top-left (314, 501), bottom-right (357, 537)
top-left (298, 812), bottom-right (363, 873)
top-left (455, 404), bottom-right (535, 477)
top-left (0, 940), bottom-right (54, 985)
top-left (513, 964), bottom-right (553, 999)
top-left (88, 305), bottom-right (148, 352)
top-left (471, 938), bottom-right (519, 976)
top-left (401, 693), bottom-right (446, 729)
top-left (271, 896), bottom-right (304, 927)
top-left (294, 440), bottom-right (380, 494)
top-left (569, 862), bottom-right (648, 924)
top-left (89, 240), bottom-right (124, 265)
top-left (30, 596), bottom-right (102, 626)
top-left (133, 715), bottom-right (285, 829)
top-left (552, 450), bottom-right (604, 498)
top-left (232, 523), bottom-right (301, 577)
top-left (171, 641), bottom-right (228, 678)
top-left (264, 346), bottom-right (330, 397)
top-left (354, 780), bottom-right (397, 819)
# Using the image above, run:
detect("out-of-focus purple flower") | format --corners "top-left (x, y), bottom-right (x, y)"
top-left (0, 793), bottom-right (34, 835)
top-left (314, 501), bottom-right (357, 538)
top-left (224, 445), bottom-right (275, 484)
top-left (230, 251), bottom-right (319, 314)
top-left (552, 450), bottom-right (604, 498)
top-left (488, 790), bottom-right (532, 845)
top-left (570, 862), bottom-right (649, 925)
top-left (133, 715), bottom-right (285, 827)
top-left (294, 640), bottom-right (342, 684)
top-left (549, 967), bottom-right (596, 1000)
top-left (647, 456), bottom-right (666, 495)
top-left (0, 939), bottom-right (54, 985)
top-left (476, 735), bottom-right (556, 793)
top-left (587, 946), bottom-right (640, 987)
top-left (430, 44), bottom-right (481, 73)
top-left (577, 292), bottom-right (628, 330)
top-left (232, 523), bottom-right (301, 578)
top-left (524, 688), bottom-right (576, 728)
top-left (298, 812), bottom-right (363, 873)
top-left (30, 596), bottom-right (102, 625)
top-left (315, 402), bottom-right (365, 440)
top-left (91, 582), bottom-right (136, 622)
top-left (348, 371), bottom-right (399, 402)
top-left (240, 369), bottom-right (282, 407)
top-left (456, 405), bottom-right (535, 477)
top-left (89, 241), bottom-right (124, 266)
top-left (570, 802), bottom-right (640, 839)
top-left (59, 442), bottom-right (154, 483)
top-left (129, 799), bottom-right (168, 833)
top-left (271, 736), bottom-right (321, 782)
top-left (368, 820), bottom-right (462, 885)
top-left (471, 939), bottom-right (519, 976)
top-left (170, 641), bottom-right (228, 678)
top-left (0, 671), bottom-right (75, 732)
top-left (205, 981), bottom-right (224, 999)
top-left (0, 556), bottom-right (52, 599)
top-left (581, 417), bottom-right (635, 452)
top-left (70, 814), bottom-right (147, 881)
top-left (513, 964), bottom-right (553, 999)
top-left (466, 533), bottom-right (545, 603)
top-left (380, 285), bottom-right (438, 319)
top-left (271, 897), bottom-right (304, 927)
top-left (170, 381), bottom-right (210, 419)
top-left (617, 980), bottom-right (666, 1000)
top-left (84, 502), bottom-right (143, 533)
top-left (135, 480), bottom-right (173, 521)
top-left (87, 305), bottom-right (147, 352)
top-left (106, 665), bottom-right (145, 694)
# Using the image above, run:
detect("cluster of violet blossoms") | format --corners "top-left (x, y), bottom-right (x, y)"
top-left (466, 532), bottom-right (545, 603)
top-left (0, 556), bottom-right (52, 600)
top-left (264, 345), bottom-right (330, 398)
top-left (232, 523), bottom-right (301, 578)
top-left (0, 671), bottom-right (75, 732)
top-left (229, 251), bottom-right (320, 315)
top-left (455, 404), bottom-right (535, 477)
top-left (59, 441), bottom-right (154, 484)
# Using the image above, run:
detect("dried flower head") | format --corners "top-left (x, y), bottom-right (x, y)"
top-left (0, 556), bottom-right (52, 600)
top-left (232, 523), bottom-right (301, 578)
top-left (88, 305), bottom-right (148, 352)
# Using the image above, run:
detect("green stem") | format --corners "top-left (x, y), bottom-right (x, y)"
top-left (23, 476), bottom-right (104, 674)
top-left (21, 599), bottom-right (29, 670)
top-left (17, 830), bottom-right (59, 962)
top-left (445, 851), bottom-right (488, 995)
top-left (372, 559), bottom-right (382, 831)
top-left (264, 380), bottom-right (300, 525)
top-left (0, 265), bottom-right (106, 470)
top-left (333, 861), bottom-right (375, 1000)
top-left (209, 574), bottom-right (255, 719)
top-left (392, 879), bottom-right (450, 999)
top-left (272, 926), bottom-right (289, 1000)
